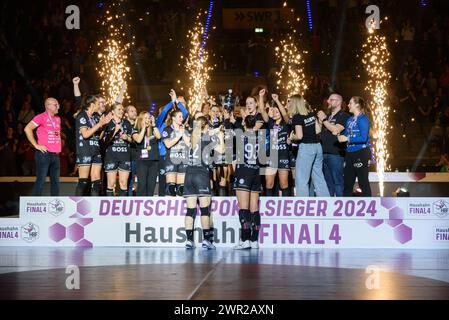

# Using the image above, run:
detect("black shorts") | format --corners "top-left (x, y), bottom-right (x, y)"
top-left (234, 168), bottom-right (261, 193)
top-left (104, 161), bottom-right (131, 172)
top-left (164, 155), bottom-right (188, 175)
top-left (76, 153), bottom-right (102, 166)
top-left (289, 149), bottom-right (298, 169)
top-left (183, 168), bottom-right (211, 197)
top-left (267, 156), bottom-right (290, 171)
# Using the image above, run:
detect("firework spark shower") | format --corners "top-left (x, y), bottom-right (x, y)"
top-left (96, 1), bottom-right (133, 105)
top-left (184, 9), bottom-right (214, 115)
top-left (275, 3), bottom-right (307, 98)
top-left (362, 21), bottom-right (391, 196)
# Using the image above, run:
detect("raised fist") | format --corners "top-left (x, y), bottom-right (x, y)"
top-left (169, 89), bottom-right (177, 102)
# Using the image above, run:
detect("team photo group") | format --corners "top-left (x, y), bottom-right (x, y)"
top-left (26, 76), bottom-right (371, 250)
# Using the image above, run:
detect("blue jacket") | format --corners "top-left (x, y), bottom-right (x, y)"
top-left (343, 113), bottom-right (370, 153)
top-left (151, 101), bottom-right (188, 157)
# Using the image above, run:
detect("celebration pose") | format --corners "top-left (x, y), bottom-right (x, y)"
top-left (125, 105), bottom-right (138, 196)
top-left (132, 112), bottom-right (160, 196)
top-left (103, 104), bottom-right (133, 196)
top-left (289, 95), bottom-right (330, 197)
top-left (208, 105), bottom-right (228, 196)
top-left (233, 114), bottom-right (261, 250)
top-left (155, 89), bottom-right (189, 196)
top-left (317, 94), bottom-right (349, 197)
top-left (74, 94), bottom-right (111, 196)
top-left (265, 94), bottom-right (291, 196)
top-left (183, 116), bottom-right (224, 249)
top-left (162, 109), bottom-right (190, 196)
top-left (337, 96), bottom-right (372, 196)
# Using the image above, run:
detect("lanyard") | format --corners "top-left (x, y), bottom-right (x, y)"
top-left (114, 119), bottom-right (124, 136)
top-left (47, 113), bottom-right (57, 130)
top-left (88, 115), bottom-right (96, 127)
top-left (144, 134), bottom-right (149, 148)
top-left (348, 116), bottom-right (358, 136)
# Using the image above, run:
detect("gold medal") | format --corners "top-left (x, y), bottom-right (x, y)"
top-left (147, 145), bottom-right (151, 151)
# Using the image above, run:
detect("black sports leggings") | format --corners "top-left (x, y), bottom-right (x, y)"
top-left (343, 147), bottom-right (372, 197)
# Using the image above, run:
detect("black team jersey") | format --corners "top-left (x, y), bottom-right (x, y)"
top-left (162, 125), bottom-right (190, 163)
top-left (268, 118), bottom-right (291, 160)
top-left (103, 119), bottom-right (133, 162)
top-left (236, 131), bottom-right (259, 171)
top-left (75, 110), bottom-right (101, 157)
top-left (187, 134), bottom-right (216, 172)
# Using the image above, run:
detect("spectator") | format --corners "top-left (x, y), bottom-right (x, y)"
top-left (440, 106), bottom-right (449, 153)
top-left (17, 101), bottom-right (36, 125)
top-left (59, 138), bottom-right (74, 176)
top-left (399, 79), bottom-right (417, 122)
top-left (436, 153), bottom-right (449, 172)
top-left (401, 20), bottom-right (415, 56)
top-left (440, 65), bottom-right (449, 91)
top-left (0, 127), bottom-right (18, 176)
top-left (417, 87), bottom-right (433, 124)
top-left (2, 98), bottom-right (16, 131)
top-left (440, 106), bottom-right (449, 131)
top-left (17, 132), bottom-right (35, 176)
top-left (429, 119), bottom-right (445, 155)
top-left (427, 72), bottom-right (438, 95)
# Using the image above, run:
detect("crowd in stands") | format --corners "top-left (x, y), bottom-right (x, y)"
top-left (1, 0), bottom-right (449, 176)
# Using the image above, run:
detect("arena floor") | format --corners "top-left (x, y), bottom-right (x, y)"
top-left (1, 247), bottom-right (448, 300)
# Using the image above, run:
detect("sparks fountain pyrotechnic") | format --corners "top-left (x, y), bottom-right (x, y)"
top-left (184, 9), bottom-right (214, 115)
top-left (275, 3), bottom-right (307, 98)
top-left (96, 2), bottom-right (132, 105)
top-left (362, 22), bottom-right (391, 196)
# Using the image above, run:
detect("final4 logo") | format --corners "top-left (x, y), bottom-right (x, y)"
top-left (48, 199), bottom-right (65, 216)
top-left (21, 223), bottom-right (39, 243)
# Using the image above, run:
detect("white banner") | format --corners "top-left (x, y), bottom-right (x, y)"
top-left (0, 197), bottom-right (447, 248)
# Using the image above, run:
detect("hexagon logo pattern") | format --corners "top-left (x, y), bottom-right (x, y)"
top-left (69, 197), bottom-right (92, 218)
top-left (49, 219), bottom-right (93, 247)
top-left (365, 198), bottom-right (413, 244)
top-left (48, 197), bottom-right (94, 247)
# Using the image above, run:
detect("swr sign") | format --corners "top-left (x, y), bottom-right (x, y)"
top-left (223, 8), bottom-right (294, 29)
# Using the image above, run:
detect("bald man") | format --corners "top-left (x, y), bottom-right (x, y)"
top-left (24, 98), bottom-right (61, 196)
top-left (317, 94), bottom-right (350, 197)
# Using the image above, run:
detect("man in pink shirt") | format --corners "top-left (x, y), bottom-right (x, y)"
top-left (24, 98), bottom-right (61, 196)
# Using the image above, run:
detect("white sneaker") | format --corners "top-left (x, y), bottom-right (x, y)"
top-left (250, 241), bottom-right (259, 249)
top-left (185, 240), bottom-right (195, 249)
top-left (234, 240), bottom-right (251, 250)
top-left (202, 239), bottom-right (216, 250)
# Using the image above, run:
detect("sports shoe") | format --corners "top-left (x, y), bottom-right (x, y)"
top-left (185, 240), bottom-right (195, 249)
top-left (250, 241), bottom-right (259, 249)
top-left (234, 240), bottom-right (251, 250)
top-left (202, 239), bottom-right (216, 250)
